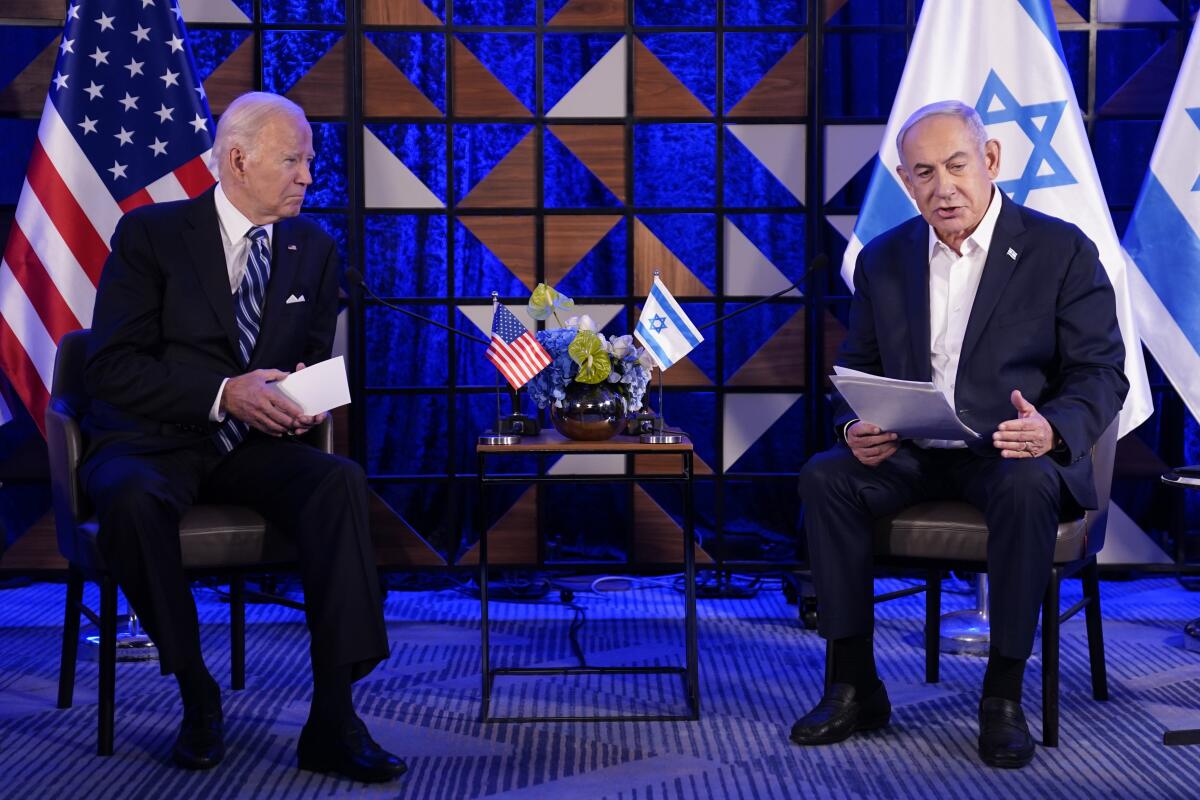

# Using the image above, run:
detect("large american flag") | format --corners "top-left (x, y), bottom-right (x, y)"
top-left (486, 303), bottom-right (551, 390)
top-left (0, 0), bottom-right (216, 434)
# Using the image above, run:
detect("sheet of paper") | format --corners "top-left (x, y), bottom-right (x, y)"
top-left (276, 355), bottom-right (351, 416)
top-left (830, 366), bottom-right (980, 441)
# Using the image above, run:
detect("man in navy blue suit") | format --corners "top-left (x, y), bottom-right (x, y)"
top-left (82, 92), bottom-right (404, 782)
top-left (791, 101), bottom-right (1128, 769)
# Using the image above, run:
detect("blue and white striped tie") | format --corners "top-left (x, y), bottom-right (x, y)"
top-left (216, 226), bottom-right (271, 454)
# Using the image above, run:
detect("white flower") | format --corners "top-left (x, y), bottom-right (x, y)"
top-left (608, 334), bottom-right (635, 358)
top-left (563, 313), bottom-right (596, 332)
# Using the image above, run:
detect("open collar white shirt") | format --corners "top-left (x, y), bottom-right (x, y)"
top-left (918, 186), bottom-right (1003, 449)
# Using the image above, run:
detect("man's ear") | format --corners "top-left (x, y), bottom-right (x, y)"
top-left (984, 138), bottom-right (1001, 179)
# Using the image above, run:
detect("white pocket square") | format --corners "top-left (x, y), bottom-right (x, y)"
top-left (286, 294), bottom-right (306, 304)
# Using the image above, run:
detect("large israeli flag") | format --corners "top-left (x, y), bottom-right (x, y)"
top-left (840, 0), bottom-right (1152, 437)
top-left (1123, 18), bottom-right (1200, 423)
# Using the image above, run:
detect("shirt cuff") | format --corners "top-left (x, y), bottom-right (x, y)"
top-left (842, 418), bottom-right (859, 443)
top-left (210, 378), bottom-right (230, 422)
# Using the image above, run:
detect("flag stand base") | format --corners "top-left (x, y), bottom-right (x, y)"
top-left (479, 431), bottom-right (521, 446)
top-left (641, 432), bottom-right (683, 444)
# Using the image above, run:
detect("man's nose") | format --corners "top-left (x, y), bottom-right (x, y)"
top-left (297, 164), bottom-right (313, 185)
top-left (933, 172), bottom-right (955, 197)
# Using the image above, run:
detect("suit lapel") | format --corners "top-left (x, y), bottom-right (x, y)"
top-left (251, 217), bottom-right (301, 368)
top-left (902, 221), bottom-right (932, 381)
top-left (959, 196), bottom-right (1026, 364)
top-left (183, 188), bottom-right (240, 357)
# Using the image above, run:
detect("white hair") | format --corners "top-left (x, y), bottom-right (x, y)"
top-left (211, 92), bottom-right (307, 176)
top-left (895, 100), bottom-right (989, 160)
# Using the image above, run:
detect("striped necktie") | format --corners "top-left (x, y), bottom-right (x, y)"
top-left (216, 226), bottom-right (271, 454)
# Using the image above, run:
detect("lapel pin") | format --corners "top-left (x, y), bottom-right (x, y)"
top-left (1006, 247), bottom-right (1018, 261)
top-left (287, 244), bottom-right (298, 251)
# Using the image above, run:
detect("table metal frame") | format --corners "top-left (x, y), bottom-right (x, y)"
top-left (476, 431), bottom-right (698, 723)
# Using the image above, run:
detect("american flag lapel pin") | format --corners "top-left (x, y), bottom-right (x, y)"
top-left (287, 244), bottom-right (298, 251)
top-left (1007, 247), bottom-right (1018, 261)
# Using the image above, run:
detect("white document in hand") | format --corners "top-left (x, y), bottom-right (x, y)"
top-left (830, 366), bottom-right (980, 441)
top-left (275, 356), bottom-right (351, 416)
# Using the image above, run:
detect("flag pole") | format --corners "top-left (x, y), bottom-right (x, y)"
top-left (478, 292), bottom-right (521, 446)
top-left (641, 270), bottom-right (683, 444)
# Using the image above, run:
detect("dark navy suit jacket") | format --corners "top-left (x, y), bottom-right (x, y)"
top-left (833, 194), bottom-right (1129, 509)
top-left (81, 186), bottom-right (340, 476)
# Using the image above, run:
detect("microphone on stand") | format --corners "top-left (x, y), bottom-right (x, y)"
top-left (695, 253), bottom-right (828, 331)
top-left (345, 269), bottom-right (540, 436)
top-left (345, 267), bottom-right (489, 344)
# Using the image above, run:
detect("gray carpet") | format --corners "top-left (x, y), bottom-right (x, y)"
top-left (0, 575), bottom-right (1198, 799)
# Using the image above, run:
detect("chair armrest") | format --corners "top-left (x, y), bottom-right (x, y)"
top-left (45, 400), bottom-right (91, 561)
top-left (302, 414), bottom-right (333, 454)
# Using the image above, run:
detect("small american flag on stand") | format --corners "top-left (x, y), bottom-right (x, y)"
top-left (0, 0), bottom-right (216, 434)
top-left (486, 303), bottom-right (550, 390)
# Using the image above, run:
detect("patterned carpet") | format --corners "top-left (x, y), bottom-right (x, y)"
top-left (0, 575), bottom-right (1198, 799)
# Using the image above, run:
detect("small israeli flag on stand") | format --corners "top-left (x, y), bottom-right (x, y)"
top-left (635, 276), bottom-right (704, 370)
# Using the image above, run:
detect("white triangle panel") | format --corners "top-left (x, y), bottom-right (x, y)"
top-left (722, 393), bottom-right (801, 472)
top-left (1097, 500), bottom-right (1173, 565)
top-left (363, 127), bottom-right (444, 209)
top-left (823, 124), bottom-right (886, 202)
top-left (1096, 0), bottom-right (1177, 22)
top-left (826, 214), bottom-right (858, 242)
top-left (548, 454), bottom-right (626, 475)
top-left (180, 0), bottom-right (251, 23)
top-left (723, 218), bottom-right (799, 297)
top-left (458, 304), bottom-right (536, 337)
top-left (726, 124), bottom-right (806, 204)
top-left (547, 36), bottom-right (627, 118)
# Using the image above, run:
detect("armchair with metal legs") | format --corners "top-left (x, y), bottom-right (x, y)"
top-left (47, 329), bottom-right (328, 756)
top-left (821, 421), bottom-right (1117, 748)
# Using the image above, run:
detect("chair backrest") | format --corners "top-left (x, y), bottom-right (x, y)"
top-left (45, 329), bottom-right (92, 562)
top-left (1082, 419), bottom-right (1119, 558)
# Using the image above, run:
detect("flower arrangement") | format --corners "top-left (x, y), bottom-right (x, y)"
top-left (522, 284), bottom-right (654, 415)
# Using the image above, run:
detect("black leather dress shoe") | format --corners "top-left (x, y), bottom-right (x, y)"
top-left (790, 682), bottom-right (891, 745)
top-left (978, 697), bottom-right (1036, 768)
top-left (171, 706), bottom-right (225, 770)
top-left (297, 716), bottom-right (407, 783)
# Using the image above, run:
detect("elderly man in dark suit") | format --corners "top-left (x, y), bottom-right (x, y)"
top-left (81, 92), bottom-right (404, 782)
top-left (791, 100), bottom-right (1128, 768)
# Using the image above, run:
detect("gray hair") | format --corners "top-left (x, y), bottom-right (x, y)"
top-left (211, 92), bottom-right (307, 175)
top-left (895, 100), bottom-right (988, 160)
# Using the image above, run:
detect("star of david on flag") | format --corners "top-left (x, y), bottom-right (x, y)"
top-left (839, 0), bottom-right (1151, 437)
top-left (486, 302), bottom-right (551, 390)
top-left (0, 0), bottom-right (216, 435)
top-left (635, 277), bottom-right (703, 370)
top-left (1123, 17), bottom-right (1200, 424)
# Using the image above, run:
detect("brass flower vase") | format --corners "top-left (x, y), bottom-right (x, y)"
top-left (549, 381), bottom-right (626, 441)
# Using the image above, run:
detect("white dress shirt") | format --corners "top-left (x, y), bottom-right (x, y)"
top-left (208, 184), bottom-right (275, 421)
top-left (918, 187), bottom-right (1003, 448)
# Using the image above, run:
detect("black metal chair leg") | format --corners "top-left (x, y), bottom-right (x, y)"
top-left (1082, 558), bottom-right (1109, 701)
top-left (58, 568), bottom-right (84, 709)
top-left (98, 576), bottom-right (118, 756)
top-left (925, 569), bottom-right (941, 684)
top-left (230, 576), bottom-right (245, 691)
top-left (1042, 569), bottom-right (1061, 748)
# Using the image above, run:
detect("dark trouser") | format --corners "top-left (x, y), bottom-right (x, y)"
top-left (83, 434), bottom-right (388, 681)
top-left (799, 443), bottom-right (1071, 660)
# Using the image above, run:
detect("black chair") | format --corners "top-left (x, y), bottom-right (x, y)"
top-left (821, 421), bottom-right (1116, 747)
top-left (47, 329), bottom-right (327, 755)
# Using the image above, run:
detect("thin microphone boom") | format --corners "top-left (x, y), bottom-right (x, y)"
top-left (346, 267), bottom-right (489, 345)
top-left (696, 254), bottom-right (828, 331)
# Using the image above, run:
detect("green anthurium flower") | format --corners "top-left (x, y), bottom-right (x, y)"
top-left (568, 330), bottom-right (611, 384)
top-left (527, 283), bottom-right (575, 323)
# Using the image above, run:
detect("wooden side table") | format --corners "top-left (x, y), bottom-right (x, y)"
top-left (476, 430), bottom-right (698, 723)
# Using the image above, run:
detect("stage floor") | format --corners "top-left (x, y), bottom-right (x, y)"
top-left (0, 574), bottom-right (1197, 799)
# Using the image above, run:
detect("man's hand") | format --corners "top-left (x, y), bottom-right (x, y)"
top-left (221, 369), bottom-right (304, 436)
top-left (993, 389), bottom-right (1054, 459)
top-left (847, 421), bottom-right (899, 467)
top-left (286, 362), bottom-right (328, 436)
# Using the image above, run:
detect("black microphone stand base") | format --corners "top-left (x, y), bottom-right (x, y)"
top-left (641, 431), bottom-right (683, 444)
